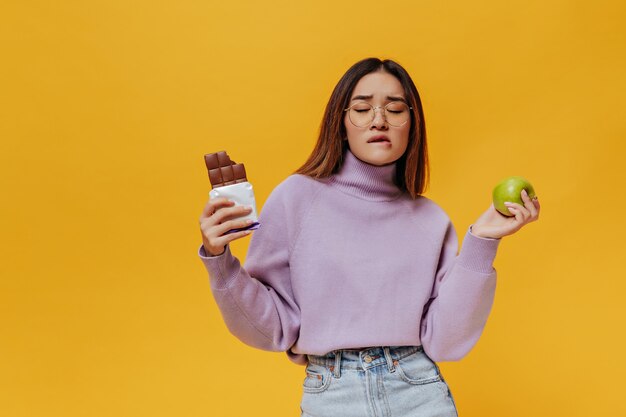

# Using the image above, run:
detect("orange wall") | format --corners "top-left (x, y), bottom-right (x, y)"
top-left (1, 1), bottom-right (625, 416)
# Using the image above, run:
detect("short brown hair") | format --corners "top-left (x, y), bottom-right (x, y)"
top-left (294, 57), bottom-right (430, 199)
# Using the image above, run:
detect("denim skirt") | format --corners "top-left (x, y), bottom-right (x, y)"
top-left (300, 346), bottom-right (458, 417)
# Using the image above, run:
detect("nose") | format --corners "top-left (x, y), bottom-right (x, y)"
top-left (370, 107), bottom-right (388, 129)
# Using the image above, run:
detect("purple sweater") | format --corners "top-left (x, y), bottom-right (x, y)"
top-left (199, 148), bottom-right (501, 365)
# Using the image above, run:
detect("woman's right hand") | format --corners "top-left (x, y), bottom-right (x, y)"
top-left (199, 197), bottom-right (254, 256)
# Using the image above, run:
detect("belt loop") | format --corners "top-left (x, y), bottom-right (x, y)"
top-left (332, 350), bottom-right (342, 378)
top-left (383, 347), bottom-right (396, 373)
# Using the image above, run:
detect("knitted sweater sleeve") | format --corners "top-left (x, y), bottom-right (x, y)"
top-left (197, 179), bottom-right (300, 352)
top-left (420, 221), bottom-right (501, 362)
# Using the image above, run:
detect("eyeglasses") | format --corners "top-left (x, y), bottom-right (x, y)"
top-left (344, 101), bottom-right (413, 127)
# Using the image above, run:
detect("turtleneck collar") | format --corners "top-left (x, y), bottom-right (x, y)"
top-left (328, 148), bottom-right (403, 202)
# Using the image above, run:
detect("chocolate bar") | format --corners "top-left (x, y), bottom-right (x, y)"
top-left (204, 151), bottom-right (260, 235)
top-left (204, 151), bottom-right (248, 188)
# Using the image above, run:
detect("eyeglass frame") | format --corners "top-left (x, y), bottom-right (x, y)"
top-left (343, 101), bottom-right (414, 127)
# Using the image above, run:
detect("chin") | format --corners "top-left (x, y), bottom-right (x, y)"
top-left (363, 155), bottom-right (398, 166)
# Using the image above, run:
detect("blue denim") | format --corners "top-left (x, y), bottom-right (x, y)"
top-left (300, 346), bottom-right (458, 417)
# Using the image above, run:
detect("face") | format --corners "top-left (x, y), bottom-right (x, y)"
top-left (344, 70), bottom-right (411, 166)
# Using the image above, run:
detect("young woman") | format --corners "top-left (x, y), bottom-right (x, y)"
top-left (198, 58), bottom-right (540, 417)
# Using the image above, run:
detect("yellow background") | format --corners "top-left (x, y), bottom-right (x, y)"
top-left (1, 1), bottom-right (625, 416)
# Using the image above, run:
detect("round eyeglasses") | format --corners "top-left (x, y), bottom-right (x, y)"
top-left (344, 101), bottom-right (413, 127)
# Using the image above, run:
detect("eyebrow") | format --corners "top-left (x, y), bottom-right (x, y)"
top-left (350, 94), bottom-right (407, 103)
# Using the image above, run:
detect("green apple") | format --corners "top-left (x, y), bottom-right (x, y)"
top-left (492, 176), bottom-right (536, 217)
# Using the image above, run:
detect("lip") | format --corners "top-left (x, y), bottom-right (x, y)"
top-left (367, 135), bottom-right (390, 143)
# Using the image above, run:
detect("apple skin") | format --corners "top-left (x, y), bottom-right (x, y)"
top-left (492, 176), bottom-right (536, 217)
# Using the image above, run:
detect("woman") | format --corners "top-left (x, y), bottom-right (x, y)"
top-left (198, 58), bottom-right (540, 416)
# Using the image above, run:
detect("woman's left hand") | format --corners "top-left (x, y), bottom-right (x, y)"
top-left (470, 189), bottom-right (540, 239)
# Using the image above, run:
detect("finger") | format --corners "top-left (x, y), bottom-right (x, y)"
top-left (506, 206), bottom-right (526, 225)
top-left (526, 195), bottom-right (540, 220)
top-left (520, 189), bottom-right (534, 209)
top-left (505, 202), bottom-right (530, 221)
top-left (213, 228), bottom-right (253, 248)
top-left (216, 217), bottom-right (255, 236)
top-left (531, 197), bottom-right (540, 220)
top-left (211, 205), bottom-right (253, 225)
top-left (521, 189), bottom-right (538, 218)
top-left (201, 197), bottom-right (233, 218)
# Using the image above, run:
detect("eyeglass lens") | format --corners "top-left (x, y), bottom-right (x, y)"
top-left (348, 102), bottom-right (410, 127)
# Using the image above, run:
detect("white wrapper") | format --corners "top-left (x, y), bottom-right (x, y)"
top-left (209, 181), bottom-right (260, 234)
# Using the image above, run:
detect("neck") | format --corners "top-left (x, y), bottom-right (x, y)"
top-left (329, 148), bottom-right (403, 201)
